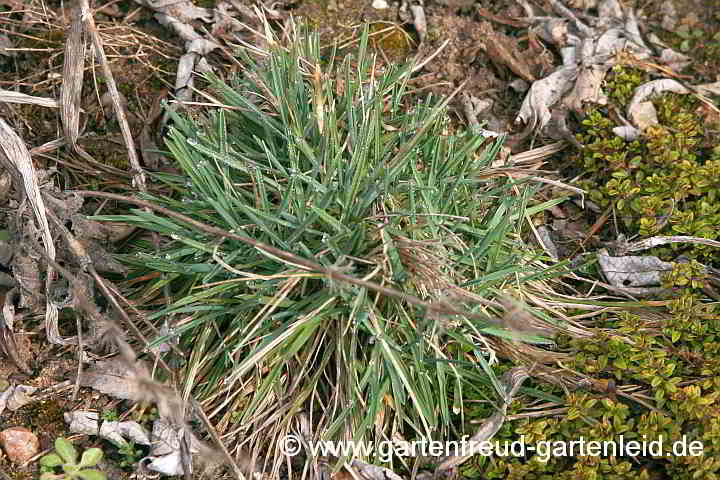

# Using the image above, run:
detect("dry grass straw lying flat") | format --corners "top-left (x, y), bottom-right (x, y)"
top-left (2, 0), bottom-right (180, 179)
top-left (1, 0), bottom-right (181, 350)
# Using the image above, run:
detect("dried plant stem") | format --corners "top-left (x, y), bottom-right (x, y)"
top-left (74, 190), bottom-right (507, 328)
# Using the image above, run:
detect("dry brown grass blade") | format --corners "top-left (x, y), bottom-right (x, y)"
top-left (79, 0), bottom-right (147, 192)
top-left (41, 198), bottom-right (186, 366)
top-left (622, 235), bottom-right (720, 252)
top-left (57, 4), bottom-right (128, 177)
top-left (0, 289), bottom-right (32, 375)
top-left (28, 229), bottom-right (243, 479)
top-left (0, 89), bottom-right (59, 108)
top-left (571, 200), bottom-right (614, 257)
top-left (0, 116), bottom-right (63, 346)
top-left (509, 141), bottom-right (567, 166)
top-left (61, 3), bottom-right (85, 152)
top-left (29, 139), bottom-right (66, 156)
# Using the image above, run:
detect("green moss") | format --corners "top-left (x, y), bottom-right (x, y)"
top-left (26, 399), bottom-right (66, 432)
top-left (133, 403), bottom-right (158, 424)
top-left (369, 22), bottom-right (415, 59)
top-left (291, 2), bottom-right (410, 62)
top-left (655, 26), bottom-right (720, 77)
top-left (1, 398), bottom-right (66, 442)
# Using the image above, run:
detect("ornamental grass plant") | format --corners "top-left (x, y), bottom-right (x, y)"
top-left (99, 27), bottom-right (568, 474)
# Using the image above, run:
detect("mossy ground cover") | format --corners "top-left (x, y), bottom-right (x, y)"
top-left (457, 59), bottom-right (720, 478)
top-left (462, 290), bottom-right (720, 479)
top-left (570, 66), bottom-right (720, 265)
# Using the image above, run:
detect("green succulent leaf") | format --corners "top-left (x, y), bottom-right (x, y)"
top-left (79, 448), bottom-right (104, 468)
top-left (39, 453), bottom-right (64, 468)
top-left (55, 437), bottom-right (78, 465)
top-left (76, 469), bottom-right (108, 480)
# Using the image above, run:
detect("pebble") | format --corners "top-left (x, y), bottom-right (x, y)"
top-left (0, 427), bottom-right (39, 464)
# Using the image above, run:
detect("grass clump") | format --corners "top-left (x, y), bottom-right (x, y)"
top-left (98, 28), bottom-right (563, 474)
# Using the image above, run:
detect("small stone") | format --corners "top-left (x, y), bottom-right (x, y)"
top-left (0, 427), bottom-right (39, 464)
top-left (372, 0), bottom-right (389, 9)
